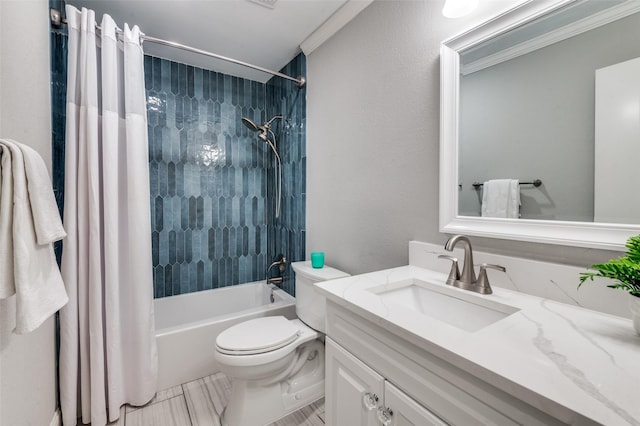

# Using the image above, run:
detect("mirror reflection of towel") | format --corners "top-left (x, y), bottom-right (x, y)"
top-left (481, 179), bottom-right (520, 218)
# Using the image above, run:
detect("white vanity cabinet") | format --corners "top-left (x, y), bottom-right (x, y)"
top-left (326, 338), bottom-right (446, 426)
top-left (324, 301), bottom-right (569, 426)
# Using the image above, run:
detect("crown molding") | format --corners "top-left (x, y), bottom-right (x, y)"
top-left (300, 0), bottom-right (373, 55)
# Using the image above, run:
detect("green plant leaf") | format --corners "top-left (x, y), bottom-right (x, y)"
top-left (578, 234), bottom-right (640, 295)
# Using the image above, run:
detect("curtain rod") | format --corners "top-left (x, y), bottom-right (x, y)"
top-left (49, 8), bottom-right (306, 87)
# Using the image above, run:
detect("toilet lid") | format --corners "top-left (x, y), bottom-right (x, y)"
top-left (216, 316), bottom-right (301, 354)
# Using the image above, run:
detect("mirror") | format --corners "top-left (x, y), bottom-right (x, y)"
top-left (440, 0), bottom-right (640, 250)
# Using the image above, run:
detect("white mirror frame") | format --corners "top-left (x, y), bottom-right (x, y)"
top-left (440, 0), bottom-right (640, 251)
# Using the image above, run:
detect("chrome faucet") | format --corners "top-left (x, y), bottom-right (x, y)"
top-left (444, 235), bottom-right (476, 285)
top-left (266, 255), bottom-right (287, 286)
top-left (439, 235), bottom-right (505, 295)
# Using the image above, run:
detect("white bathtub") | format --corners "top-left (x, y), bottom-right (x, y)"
top-left (154, 282), bottom-right (296, 390)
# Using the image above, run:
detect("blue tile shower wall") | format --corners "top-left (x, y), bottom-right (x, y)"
top-left (266, 54), bottom-right (307, 295)
top-left (50, 31), bottom-right (306, 298)
top-left (50, 29), bottom-right (67, 265)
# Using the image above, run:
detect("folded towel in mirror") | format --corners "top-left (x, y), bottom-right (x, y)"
top-left (481, 179), bottom-right (520, 218)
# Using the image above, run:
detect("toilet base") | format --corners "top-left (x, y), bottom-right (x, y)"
top-left (220, 341), bottom-right (325, 426)
top-left (221, 379), bottom-right (324, 426)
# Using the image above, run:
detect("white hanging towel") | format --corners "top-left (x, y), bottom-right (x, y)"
top-left (0, 138), bottom-right (68, 334)
top-left (481, 179), bottom-right (521, 218)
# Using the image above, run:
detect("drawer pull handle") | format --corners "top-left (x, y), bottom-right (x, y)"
top-left (362, 392), bottom-right (379, 411)
top-left (377, 406), bottom-right (393, 426)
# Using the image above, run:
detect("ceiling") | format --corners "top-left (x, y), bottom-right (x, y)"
top-left (65, 0), bottom-right (350, 83)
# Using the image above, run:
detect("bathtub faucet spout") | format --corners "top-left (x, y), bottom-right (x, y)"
top-left (266, 254), bottom-right (287, 288)
top-left (267, 254), bottom-right (287, 274)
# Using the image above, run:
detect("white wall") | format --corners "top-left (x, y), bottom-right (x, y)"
top-left (306, 0), bottom-right (621, 276)
top-left (0, 1), bottom-right (58, 425)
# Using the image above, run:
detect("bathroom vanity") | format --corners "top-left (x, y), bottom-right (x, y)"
top-left (316, 263), bottom-right (640, 425)
top-left (315, 0), bottom-right (640, 422)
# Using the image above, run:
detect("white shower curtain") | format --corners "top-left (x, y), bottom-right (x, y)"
top-left (59, 6), bottom-right (157, 425)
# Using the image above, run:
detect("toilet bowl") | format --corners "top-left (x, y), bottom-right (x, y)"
top-left (214, 261), bottom-right (349, 426)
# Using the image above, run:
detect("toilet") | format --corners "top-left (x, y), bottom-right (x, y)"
top-left (214, 261), bottom-right (350, 426)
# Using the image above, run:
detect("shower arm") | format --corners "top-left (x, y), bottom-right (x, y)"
top-left (264, 115), bottom-right (285, 128)
top-left (261, 116), bottom-right (285, 141)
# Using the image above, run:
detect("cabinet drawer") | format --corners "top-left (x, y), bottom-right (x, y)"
top-left (385, 381), bottom-right (448, 426)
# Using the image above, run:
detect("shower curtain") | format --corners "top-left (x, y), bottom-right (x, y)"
top-left (59, 6), bottom-right (157, 425)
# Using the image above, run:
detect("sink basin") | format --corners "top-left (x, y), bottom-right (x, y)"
top-left (368, 278), bottom-right (519, 332)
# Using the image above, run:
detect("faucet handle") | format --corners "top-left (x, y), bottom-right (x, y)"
top-left (481, 263), bottom-right (506, 272)
top-left (438, 255), bottom-right (460, 286)
top-left (475, 264), bottom-right (506, 295)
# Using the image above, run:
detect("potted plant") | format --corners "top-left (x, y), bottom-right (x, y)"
top-left (579, 235), bottom-right (640, 335)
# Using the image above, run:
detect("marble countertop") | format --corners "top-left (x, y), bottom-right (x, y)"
top-left (315, 265), bottom-right (640, 426)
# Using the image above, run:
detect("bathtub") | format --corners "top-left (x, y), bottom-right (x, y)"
top-left (154, 281), bottom-right (296, 390)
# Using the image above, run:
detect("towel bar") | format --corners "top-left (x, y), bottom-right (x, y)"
top-left (472, 179), bottom-right (542, 189)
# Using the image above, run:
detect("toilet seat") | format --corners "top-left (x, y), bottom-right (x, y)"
top-left (216, 316), bottom-right (301, 355)
top-left (214, 319), bottom-right (319, 368)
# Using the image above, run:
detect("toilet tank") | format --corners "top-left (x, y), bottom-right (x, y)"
top-left (291, 261), bottom-right (350, 333)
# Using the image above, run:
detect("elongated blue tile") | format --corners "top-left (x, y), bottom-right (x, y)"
top-left (192, 229), bottom-right (202, 262)
top-left (180, 197), bottom-right (189, 230)
top-left (159, 230), bottom-right (169, 265)
top-left (204, 261), bottom-right (212, 290)
top-left (188, 196), bottom-right (197, 229)
top-left (229, 227), bottom-right (236, 258)
top-left (152, 231), bottom-right (159, 266)
top-left (172, 264), bottom-right (181, 296)
top-left (154, 265), bottom-right (164, 298)
top-left (167, 162), bottom-right (176, 196)
top-left (187, 65), bottom-right (195, 98)
top-left (172, 196), bottom-right (182, 231)
top-left (197, 261), bottom-right (204, 291)
top-left (180, 262), bottom-right (189, 295)
top-left (153, 57), bottom-right (162, 91)
top-left (176, 229), bottom-right (185, 264)
top-left (222, 227), bottom-right (229, 258)
top-left (175, 161), bottom-right (184, 197)
top-left (164, 264), bottom-right (173, 298)
top-left (218, 259), bottom-right (226, 287)
top-left (144, 55), bottom-right (153, 89)
top-left (155, 196), bottom-right (164, 231)
top-left (168, 230), bottom-right (176, 264)
top-left (232, 257), bottom-right (239, 285)
top-left (215, 225), bottom-right (223, 260)
top-left (170, 61), bottom-right (179, 94)
top-left (189, 262), bottom-right (198, 293)
top-left (207, 229), bottom-right (215, 260)
top-left (196, 196), bottom-right (204, 229)
top-left (185, 229), bottom-right (193, 263)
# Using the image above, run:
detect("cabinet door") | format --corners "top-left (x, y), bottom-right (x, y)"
top-left (325, 338), bottom-right (384, 426)
top-left (384, 381), bottom-right (447, 426)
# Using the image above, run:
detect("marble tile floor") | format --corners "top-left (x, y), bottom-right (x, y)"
top-left (107, 372), bottom-right (325, 426)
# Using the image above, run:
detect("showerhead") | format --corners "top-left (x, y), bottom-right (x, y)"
top-left (241, 117), bottom-right (262, 133)
top-left (242, 117), bottom-right (270, 143)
